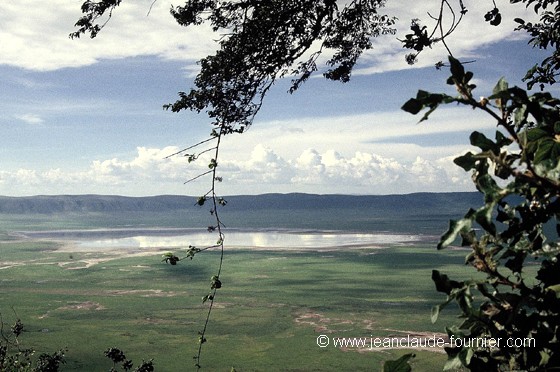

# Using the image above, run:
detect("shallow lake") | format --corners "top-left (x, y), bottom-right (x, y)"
top-left (76, 231), bottom-right (421, 250)
top-left (20, 228), bottom-right (425, 250)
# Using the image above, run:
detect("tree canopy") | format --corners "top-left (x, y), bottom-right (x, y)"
top-left (72, 1), bottom-right (560, 134)
top-left (72, 0), bottom-right (396, 135)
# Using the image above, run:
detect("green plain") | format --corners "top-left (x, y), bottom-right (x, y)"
top-left (0, 214), bottom-right (478, 371)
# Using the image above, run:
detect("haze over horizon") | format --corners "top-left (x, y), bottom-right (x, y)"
top-left (1, 1), bottom-right (558, 197)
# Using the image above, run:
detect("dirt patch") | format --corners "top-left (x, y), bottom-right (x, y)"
top-left (106, 289), bottom-right (182, 297)
top-left (58, 301), bottom-right (106, 311)
top-left (252, 274), bottom-right (270, 279)
top-left (211, 302), bottom-right (235, 309)
top-left (362, 319), bottom-right (376, 331)
top-left (0, 262), bottom-right (24, 270)
top-left (58, 257), bottom-right (115, 269)
top-left (294, 310), bottom-right (356, 333)
top-left (55, 249), bottom-right (169, 270)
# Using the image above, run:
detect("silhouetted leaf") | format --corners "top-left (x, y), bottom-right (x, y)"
top-left (382, 353), bottom-right (416, 372)
top-left (432, 270), bottom-right (462, 295)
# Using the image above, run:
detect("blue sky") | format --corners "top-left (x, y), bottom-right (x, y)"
top-left (0, 1), bottom-right (557, 196)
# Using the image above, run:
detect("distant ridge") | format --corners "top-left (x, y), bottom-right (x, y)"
top-left (0, 195), bottom-right (193, 214)
top-left (0, 193), bottom-right (481, 214)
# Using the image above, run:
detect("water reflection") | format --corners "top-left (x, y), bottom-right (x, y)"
top-left (76, 230), bottom-right (420, 250)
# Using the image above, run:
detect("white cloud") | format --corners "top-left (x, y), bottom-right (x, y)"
top-left (218, 108), bottom-right (496, 165)
top-left (0, 146), bottom-right (202, 195)
top-left (222, 145), bottom-right (474, 194)
top-left (0, 1), bottom-right (216, 71)
top-left (0, 141), bottom-right (477, 196)
top-left (85, 146), bottom-right (204, 184)
top-left (224, 144), bottom-right (294, 184)
top-left (292, 149), bottom-right (405, 187)
top-left (14, 113), bottom-right (44, 124)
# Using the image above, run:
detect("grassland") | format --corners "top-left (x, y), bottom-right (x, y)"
top-left (0, 223), bottom-right (479, 371)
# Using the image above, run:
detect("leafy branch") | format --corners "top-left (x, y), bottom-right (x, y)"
top-left (69, 0), bottom-right (122, 39)
top-left (161, 127), bottom-right (227, 370)
top-left (71, 0), bottom-right (396, 134)
top-left (104, 347), bottom-right (154, 372)
top-left (401, 0), bottom-right (560, 92)
top-left (399, 0), bottom-right (468, 65)
top-left (403, 56), bottom-right (560, 371)
top-left (0, 312), bottom-right (67, 371)
top-left (398, 0), bottom-right (510, 67)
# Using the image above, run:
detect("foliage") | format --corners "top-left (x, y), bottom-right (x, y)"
top-left (512, 0), bottom-right (560, 89)
top-left (403, 56), bottom-right (560, 370)
top-left (71, 0), bottom-right (395, 134)
top-left (105, 347), bottom-right (154, 372)
top-left (0, 314), bottom-right (67, 371)
top-left (70, 0), bottom-right (122, 39)
top-left (153, 132), bottom-right (227, 370)
top-left (400, 0), bottom-right (560, 90)
top-left (382, 353), bottom-right (416, 372)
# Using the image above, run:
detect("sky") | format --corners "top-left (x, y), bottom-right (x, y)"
top-left (0, 0), bottom-right (557, 197)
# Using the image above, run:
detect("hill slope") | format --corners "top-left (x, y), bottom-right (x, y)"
top-left (0, 193), bottom-right (481, 214)
top-left (0, 193), bottom-right (485, 234)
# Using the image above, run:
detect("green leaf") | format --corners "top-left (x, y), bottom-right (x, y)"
top-left (448, 56), bottom-right (465, 80)
top-left (438, 218), bottom-right (472, 249)
top-left (454, 152), bottom-right (477, 171)
top-left (492, 77), bottom-right (508, 96)
top-left (432, 270), bottom-right (462, 295)
top-left (470, 131), bottom-right (498, 153)
top-left (476, 174), bottom-right (501, 202)
top-left (526, 128), bottom-right (548, 141)
top-left (431, 305), bottom-right (441, 323)
top-left (460, 229), bottom-right (477, 246)
top-left (401, 98), bottom-right (423, 115)
top-left (534, 158), bottom-right (560, 179)
top-left (382, 353), bottom-right (415, 372)
top-left (443, 354), bottom-right (464, 371)
top-left (401, 90), bottom-right (454, 122)
top-left (459, 347), bottom-right (474, 367)
top-left (211, 275), bottom-right (222, 289)
top-left (514, 104), bottom-right (528, 128)
top-left (534, 139), bottom-right (553, 163)
top-left (545, 284), bottom-right (560, 298)
top-left (540, 350), bottom-right (551, 366)
top-left (505, 252), bottom-right (526, 273)
top-left (474, 204), bottom-right (497, 236)
top-left (495, 131), bottom-right (513, 147)
top-left (534, 139), bottom-right (560, 164)
top-left (162, 252), bottom-right (179, 265)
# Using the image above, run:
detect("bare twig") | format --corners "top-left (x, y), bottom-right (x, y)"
top-left (194, 128), bottom-right (225, 371)
top-left (164, 137), bottom-right (217, 159)
top-left (184, 170), bottom-right (213, 184)
top-left (147, 0), bottom-right (158, 16)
